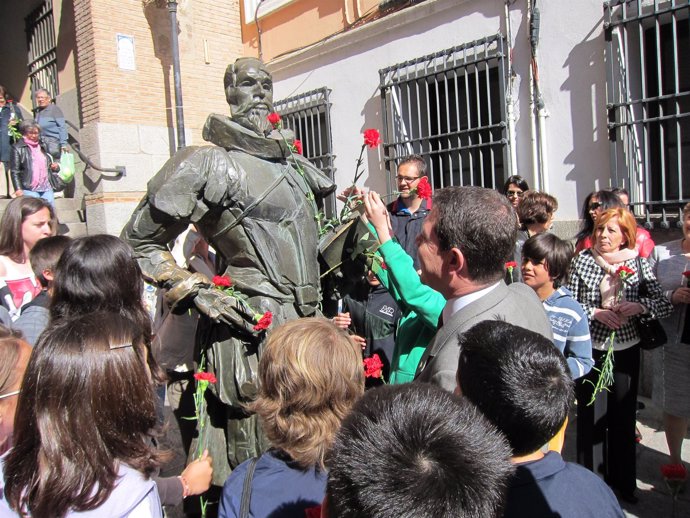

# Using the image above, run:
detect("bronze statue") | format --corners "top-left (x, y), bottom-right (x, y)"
top-left (121, 57), bottom-right (335, 483)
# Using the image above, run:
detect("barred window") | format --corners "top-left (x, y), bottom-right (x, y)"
top-left (26, 0), bottom-right (59, 102)
top-left (379, 35), bottom-right (510, 193)
top-left (274, 87), bottom-right (336, 216)
top-left (605, 0), bottom-right (690, 225)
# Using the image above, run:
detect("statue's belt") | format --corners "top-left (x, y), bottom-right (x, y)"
top-left (260, 284), bottom-right (319, 317)
top-left (293, 284), bottom-right (319, 308)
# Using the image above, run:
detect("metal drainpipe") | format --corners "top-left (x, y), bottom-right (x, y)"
top-left (531, 5), bottom-right (549, 193)
top-left (168, 0), bottom-right (186, 150)
top-left (527, 0), bottom-right (540, 190)
top-left (537, 97), bottom-right (549, 193)
top-left (504, 0), bottom-right (518, 177)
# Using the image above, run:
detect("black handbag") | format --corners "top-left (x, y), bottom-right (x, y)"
top-left (635, 257), bottom-right (667, 350)
top-left (47, 156), bottom-right (67, 192)
top-left (636, 317), bottom-right (667, 350)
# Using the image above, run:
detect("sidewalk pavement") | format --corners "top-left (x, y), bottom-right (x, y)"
top-left (563, 396), bottom-right (690, 518)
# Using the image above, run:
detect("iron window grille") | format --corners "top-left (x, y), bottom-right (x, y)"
top-left (274, 87), bottom-right (337, 216)
top-left (379, 35), bottom-right (510, 194)
top-left (26, 0), bottom-right (59, 105)
top-left (605, 0), bottom-right (690, 227)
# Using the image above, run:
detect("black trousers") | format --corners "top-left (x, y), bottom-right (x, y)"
top-left (575, 345), bottom-right (640, 495)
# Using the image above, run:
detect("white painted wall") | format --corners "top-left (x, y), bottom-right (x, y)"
top-left (268, 0), bottom-right (610, 221)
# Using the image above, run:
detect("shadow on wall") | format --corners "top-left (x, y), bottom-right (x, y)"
top-left (562, 16), bottom-right (609, 214)
top-left (143, 0), bottom-right (176, 156)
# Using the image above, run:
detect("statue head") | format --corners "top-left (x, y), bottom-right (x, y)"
top-left (224, 57), bottom-right (274, 135)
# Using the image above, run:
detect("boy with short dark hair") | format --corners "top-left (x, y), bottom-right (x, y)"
top-left (522, 232), bottom-right (593, 379)
top-left (325, 383), bottom-right (514, 518)
top-left (14, 235), bottom-right (71, 345)
top-left (457, 320), bottom-right (624, 518)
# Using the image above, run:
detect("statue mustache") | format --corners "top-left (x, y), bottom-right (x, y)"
top-left (236, 101), bottom-right (272, 115)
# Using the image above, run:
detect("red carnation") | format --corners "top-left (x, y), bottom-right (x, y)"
top-left (194, 371), bottom-right (217, 384)
top-left (505, 261), bottom-right (518, 269)
top-left (683, 271), bottom-right (690, 278)
top-left (293, 139), bottom-right (303, 154)
top-left (415, 176), bottom-right (432, 200)
top-left (253, 311), bottom-right (273, 331)
top-left (661, 463), bottom-right (687, 480)
top-left (304, 506), bottom-right (321, 518)
top-left (363, 353), bottom-right (384, 379)
top-left (363, 128), bottom-right (381, 148)
top-left (615, 265), bottom-right (635, 278)
top-left (380, 261), bottom-right (387, 270)
top-left (213, 275), bottom-right (232, 288)
top-left (267, 112), bottom-right (281, 127)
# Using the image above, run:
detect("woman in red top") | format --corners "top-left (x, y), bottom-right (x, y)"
top-left (575, 189), bottom-right (654, 258)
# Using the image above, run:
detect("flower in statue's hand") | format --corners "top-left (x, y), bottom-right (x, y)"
top-left (194, 371), bottom-right (217, 384)
top-left (293, 139), bottom-right (303, 154)
top-left (267, 112), bottom-right (281, 128)
top-left (212, 275), bottom-right (232, 288)
top-left (253, 311), bottom-right (273, 331)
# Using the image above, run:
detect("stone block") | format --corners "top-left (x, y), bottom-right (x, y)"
top-left (96, 152), bottom-right (154, 192)
top-left (139, 124), bottom-right (176, 156)
top-left (85, 197), bottom-right (141, 236)
top-left (97, 122), bottom-right (142, 154)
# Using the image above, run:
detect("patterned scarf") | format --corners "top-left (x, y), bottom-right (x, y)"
top-left (591, 246), bottom-right (638, 309)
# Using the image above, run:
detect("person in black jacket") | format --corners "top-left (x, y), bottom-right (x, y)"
top-left (0, 86), bottom-right (22, 198)
top-left (333, 270), bottom-right (401, 383)
top-left (10, 120), bottom-right (58, 206)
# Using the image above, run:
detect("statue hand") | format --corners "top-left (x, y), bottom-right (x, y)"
top-left (194, 287), bottom-right (257, 335)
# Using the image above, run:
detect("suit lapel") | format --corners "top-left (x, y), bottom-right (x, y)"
top-left (415, 282), bottom-right (510, 376)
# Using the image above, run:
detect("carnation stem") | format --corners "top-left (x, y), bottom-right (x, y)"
top-left (586, 334), bottom-right (616, 406)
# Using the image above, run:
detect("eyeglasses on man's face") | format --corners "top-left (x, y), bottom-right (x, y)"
top-left (396, 175), bottom-right (421, 184)
top-left (506, 190), bottom-right (524, 198)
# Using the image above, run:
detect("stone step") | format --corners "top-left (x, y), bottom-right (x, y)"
top-left (57, 221), bottom-right (88, 238)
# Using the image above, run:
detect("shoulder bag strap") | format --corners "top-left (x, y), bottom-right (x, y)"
top-left (239, 456), bottom-right (259, 518)
top-left (636, 256), bottom-right (648, 297)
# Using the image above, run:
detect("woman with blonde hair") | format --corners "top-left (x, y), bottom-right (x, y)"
top-left (219, 317), bottom-right (365, 518)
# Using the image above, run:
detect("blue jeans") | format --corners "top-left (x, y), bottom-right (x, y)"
top-left (23, 188), bottom-right (54, 207)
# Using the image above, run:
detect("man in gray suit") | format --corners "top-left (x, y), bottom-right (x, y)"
top-left (414, 186), bottom-right (553, 391)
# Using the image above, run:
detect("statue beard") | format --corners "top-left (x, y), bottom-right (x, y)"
top-left (232, 102), bottom-right (273, 135)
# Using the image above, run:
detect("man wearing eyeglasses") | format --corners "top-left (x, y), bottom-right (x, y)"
top-left (387, 154), bottom-right (431, 270)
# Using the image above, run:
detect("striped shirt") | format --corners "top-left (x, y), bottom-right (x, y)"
top-left (543, 287), bottom-right (594, 379)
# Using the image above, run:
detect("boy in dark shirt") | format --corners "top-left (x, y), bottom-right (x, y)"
top-left (457, 321), bottom-right (625, 518)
